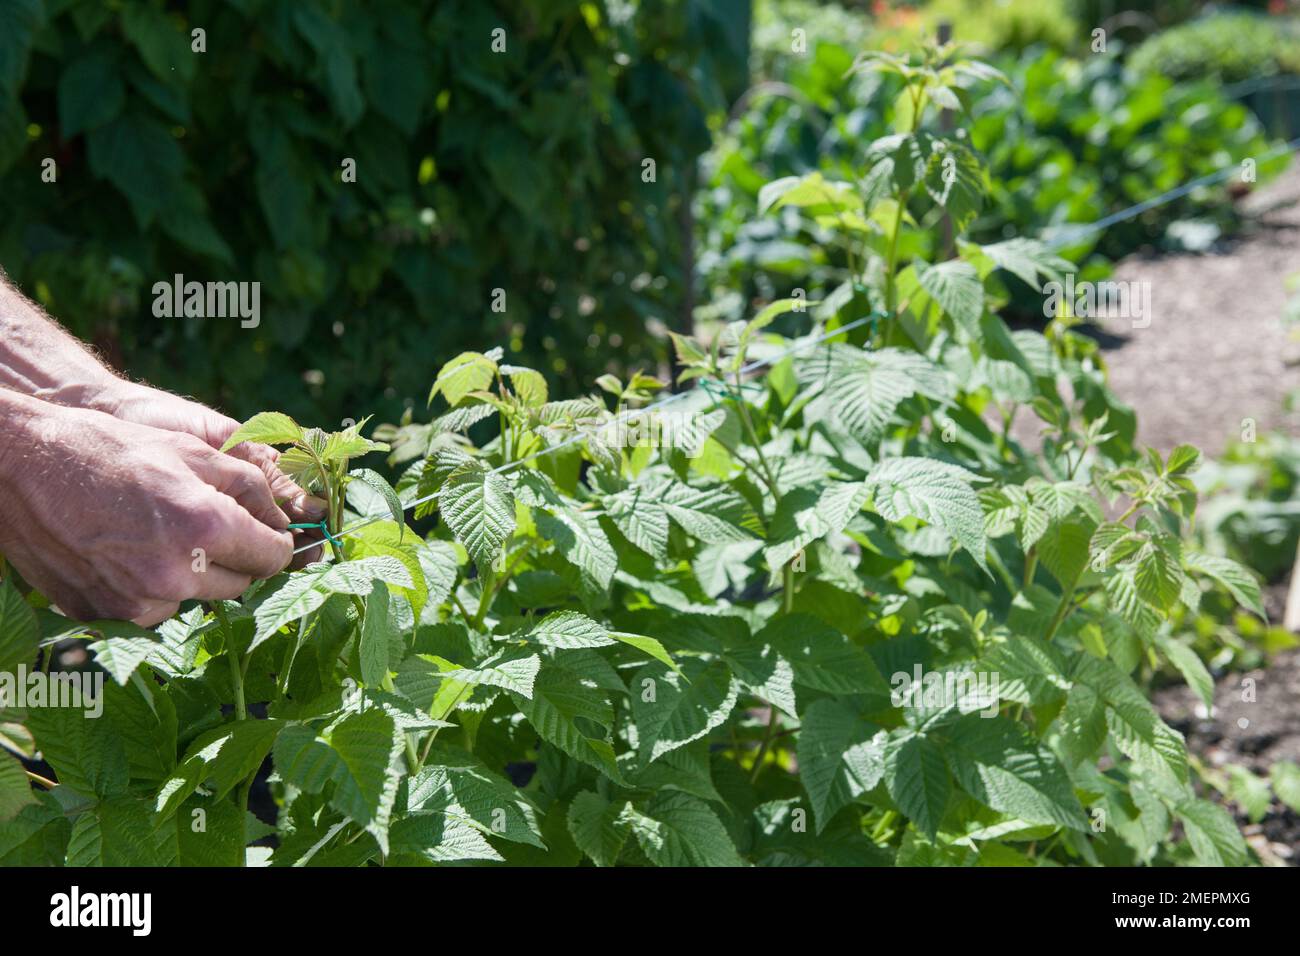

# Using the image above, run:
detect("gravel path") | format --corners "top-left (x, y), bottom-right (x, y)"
top-left (1098, 164), bottom-right (1300, 457)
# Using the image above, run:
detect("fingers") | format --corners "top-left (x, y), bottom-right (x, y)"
top-left (131, 601), bottom-right (182, 629)
top-left (186, 445), bottom-right (289, 532)
top-left (197, 492), bottom-right (294, 579)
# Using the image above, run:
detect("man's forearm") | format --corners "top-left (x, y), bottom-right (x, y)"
top-left (0, 274), bottom-right (129, 411)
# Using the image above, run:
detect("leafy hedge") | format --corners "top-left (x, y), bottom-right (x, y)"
top-left (0, 45), bottom-right (1262, 867)
top-left (1129, 11), bottom-right (1300, 85)
top-left (0, 0), bottom-right (748, 424)
top-left (697, 30), bottom-right (1277, 326)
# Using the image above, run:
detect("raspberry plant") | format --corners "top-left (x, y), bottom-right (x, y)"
top-left (0, 44), bottom-right (1264, 867)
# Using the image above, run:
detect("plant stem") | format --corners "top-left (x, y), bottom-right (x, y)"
top-left (731, 372), bottom-right (780, 497)
top-left (215, 602), bottom-right (246, 722)
top-left (748, 706), bottom-right (779, 783)
top-left (1043, 575), bottom-right (1081, 643)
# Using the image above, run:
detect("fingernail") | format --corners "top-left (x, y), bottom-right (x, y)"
top-left (303, 495), bottom-right (328, 519)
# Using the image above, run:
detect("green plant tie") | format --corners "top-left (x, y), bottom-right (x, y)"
top-left (287, 520), bottom-right (343, 550)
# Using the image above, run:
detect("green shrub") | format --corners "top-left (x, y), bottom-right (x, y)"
top-left (698, 38), bottom-right (1276, 327)
top-left (0, 45), bottom-right (1261, 867)
top-left (1129, 11), bottom-right (1300, 84)
top-left (0, 0), bottom-right (748, 426)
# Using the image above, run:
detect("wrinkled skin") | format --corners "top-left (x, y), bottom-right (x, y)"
top-left (0, 385), bottom-right (323, 626)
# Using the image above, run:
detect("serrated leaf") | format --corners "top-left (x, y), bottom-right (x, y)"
top-left (407, 752), bottom-right (545, 848)
top-left (632, 659), bottom-right (738, 764)
top-left (510, 662), bottom-right (620, 780)
top-left (0, 579), bottom-right (38, 674)
top-left (1175, 798), bottom-right (1248, 866)
top-left (1182, 552), bottom-right (1264, 618)
top-left (439, 461), bottom-right (516, 570)
top-left (944, 715), bottom-right (1088, 831)
top-left (0, 749), bottom-right (34, 823)
top-left (624, 791), bottom-right (743, 867)
top-left (274, 709), bottom-right (404, 853)
top-left (865, 457), bottom-right (988, 571)
top-left (156, 719), bottom-right (285, 819)
top-left (883, 730), bottom-right (951, 840)
top-left (797, 700), bottom-right (886, 833)
top-left (349, 468), bottom-right (405, 533)
top-left (765, 481), bottom-right (871, 570)
top-left (220, 411), bottom-right (303, 451)
top-left (251, 557), bottom-right (412, 649)
top-left (534, 507), bottom-right (617, 596)
top-left (567, 790), bottom-right (631, 866)
top-left (915, 259), bottom-right (984, 334)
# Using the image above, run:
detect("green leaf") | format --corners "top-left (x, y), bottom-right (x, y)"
top-left (348, 468), bottom-right (405, 533)
top-left (58, 51), bottom-right (124, 137)
top-left (26, 704), bottom-right (129, 799)
top-left (1154, 635), bottom-right (1214, 711)
top-left (439, 460), bottom-right (516, 571)
top-left (358, 581), bottom-right (391, 687)
top-left (960, 238), bottom-right (1070, 287)
top-left (1182, 552), bottom-right (1264, 618)
top-left (758, 172), bottom-right (862, 216)
top-left (156, 719), bottom-right (285, 818)
top-left (389, 812), bottom-right (502, 863)
top-left (443, 651), bottom-right (541, 698)
top-left (251, 556), bottom-right (412, 649)
top-left (915, 259), bottom-right (984, 334)
top-left (567, 790), bottom-right (631, 866)
top-left (534, 507), bottom-right (618, 596)
top-left (68, 797), bottom-right (175, 867)
top-left (1224, 765), bottom-right (1271, 824)
top-left (1072, 656), bottom-right (1187, 782)
top-left (521, 610), bottom-right (609, 649)
top-left (624, 792), bottom-right (743, 867)
top-left (1175, 798), bottom-right (1248, 867)
top-left (758, 614), bottom-right (891, 701)
top-left (604, 489), bottom-right (670, 562)
top-left (658, 479), bottom-right (761, 544)
top-left (274, 709), bottom-right (404, 853)
top-left (407, 752), bottom-right (545, 848)
top-left (0, 749), bottom-right (34, 823)
top-left (765, 481), bottom-right (871, 570)
top-left (220, 411), bottom-right (304, 451)
top-left (882, 730), bottom-right (951, 841)
top-left (87, 625), bottom-right (162, 685)
top-left (428, 351), bottom-right (498, 407)
top-left (797, 700), bottom-right (887, 833)
top-left (631, 659), bottom-right (738, 764)
top-left (944, 715), bottom-right (1088, 830)
top-left (865, 457), bottom-right (989, 571)
top-left (0, 579), bottom-right (38, 674)
top-left (1270, 761), bottom-right (1300, 814)
top-left (509, 662), bottom-right (621, 780)
top-left (801, 346), bottom-right (950, 446)
top-left (121, 3), bottom-right (194, 83)
top-left (85, 113), bottom-right (184, 225)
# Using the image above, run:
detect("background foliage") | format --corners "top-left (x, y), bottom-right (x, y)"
top-left (0, 0), bottom-right (749, 425)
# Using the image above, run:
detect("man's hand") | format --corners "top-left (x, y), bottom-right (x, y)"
top-left (0, 391), bottom-right (295, 626)
top-left (106, 382), bottom-right (327, 565)
top-left (108, 382), bottom-right (327, 519)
